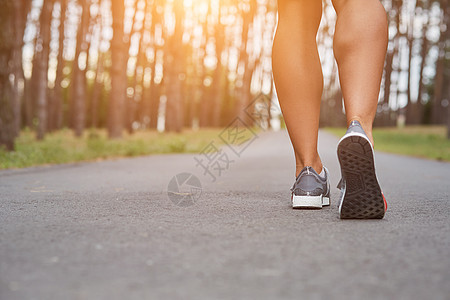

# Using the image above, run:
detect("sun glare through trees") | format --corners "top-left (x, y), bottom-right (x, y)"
top-left (0, 0), bottom-right (448, 151)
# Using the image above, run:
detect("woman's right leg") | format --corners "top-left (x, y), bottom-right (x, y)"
top-left (332, 0), bottom-right (388, 146)
top-left (272, 0), bottom-right (323, 176)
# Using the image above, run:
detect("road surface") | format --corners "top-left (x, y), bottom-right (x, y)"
top-left (1, 130), bottom-right (449, 299)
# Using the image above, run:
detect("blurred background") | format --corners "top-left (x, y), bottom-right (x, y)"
top-left (0, 0), bottom-right (449, 156)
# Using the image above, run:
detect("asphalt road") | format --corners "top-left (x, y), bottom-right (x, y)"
top-left (1, 129), bottom-right (449, 300)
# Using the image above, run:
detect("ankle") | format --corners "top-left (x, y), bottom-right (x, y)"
top-left (296, 157), bottom-right (323, 177)
top-left (348, 117), bottom-right (375, 147)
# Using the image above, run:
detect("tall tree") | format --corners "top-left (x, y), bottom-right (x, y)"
top-left (431, 0), bottom-right (449, 124)
top-left (198, 1), bottom-right (212, 128)
top-left (25, 30), bottom-right (39, 129)
top-left (51, 0), bottom-right (67, 131)
top-left (0, 2), bottom-right (16, 150)
top-left (34, 0), bottom-right (54, 140)
top-left (108, 0), bottom-right (127, 138)
top-left (71, 0), bottom-right (90, 136)
top-left (147, 0), bottom-right (161, 130)
top-left (211, 1), bottom-right (225, 127)
top-left (133, 1), bottom-right (149, 129)
top-left (89, 0), bottom-right (105, 128)
top-left (407, 0), bottom-right (430, 125)
top-left (12, 0), bottom-right (32, 136)
top-left (165, 0), bottom-right (185, 132)
top-left (236, 0), bottom-right (257, 125)
top-left (124, 0), bottom-right (143, 133)
top-left (90, 50), bottom-right (104, 128)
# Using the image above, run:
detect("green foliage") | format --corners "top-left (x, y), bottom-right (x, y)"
top-left (0, 128), bottom-right (258, 169)
top-left (326, 126), bottom-right (450, 162)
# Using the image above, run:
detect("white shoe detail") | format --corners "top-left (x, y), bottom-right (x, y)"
top-left (338, 131), bottom-right (373, 151)
top-left (292, 194), bottom-right (329, 208)
top-left (338, 186), bottom-right (346, 215)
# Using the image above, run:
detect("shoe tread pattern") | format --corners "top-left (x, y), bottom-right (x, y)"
top-left (338, 136), bottom-right (385, 219)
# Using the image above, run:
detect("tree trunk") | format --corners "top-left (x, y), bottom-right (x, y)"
top-left (415, 29), bottom-right (428, 122)
top-left (211, 3), bottom-right (225, 127)
top-left (431, 1), bottom-right (449, 124)
top-left (12, 0), bottom-right (31, 137)
top-left (432, 44), bottom-right (445, 124)
top-left (147, 45), bottom-right (159, 130)
top-left (130, 1), bottom-right (148, 131)
top-left (148, 80), bottom-right (160, 129)
top-left (24, 78), bottom-right (34, 128)
top-left (71, 0), bottom-right (89, 137)
top-left (0, 2), bottom-right (16, 150)
top-left (89, 1), bottom-right (105, 128)
top-left (25, 26), bottom-right (40, 130)
top-left (108, 0), bottom-right (127, 138)
top-left (90, 52), bottom-right (103, 128)
top-left (406, 18), bottom-right (414, 121)
top-left (236, 0), bottom-right (256, 126)
top-left (407, 4), bottom-right (429, 125)
top-left (52, 0), bottom-right (67, 131)
top-left (164, 0), bottom-right (184, 132)
top-left (23, 5), bottom-right (37, 130)
top-left (35, 0), bottom-right (54, 140)
top-left (146, 2), bottom-right (162, 132)
top-left (198, 2), bottom-right (211, 128)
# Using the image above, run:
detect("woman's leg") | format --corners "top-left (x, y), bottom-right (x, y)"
top-left (332, 0), bottom-right (388, 145)
top-left (272, 0), bottom-right (323, 176)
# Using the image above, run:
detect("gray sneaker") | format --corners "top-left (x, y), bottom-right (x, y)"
top-left (291, 166), bottom-right (330, 209)
top-left (337, 120), bottom-right (387, 219)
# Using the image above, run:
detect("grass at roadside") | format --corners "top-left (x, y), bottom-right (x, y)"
top-left (325, 126), bottom-right (450, 162)
top-left (0, 127), bottom-right (258, 170)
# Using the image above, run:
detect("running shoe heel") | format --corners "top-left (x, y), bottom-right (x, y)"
top-left (291, 166), bottom-right (331, 210)
top-left (337, 135), bottom-right (385, 219)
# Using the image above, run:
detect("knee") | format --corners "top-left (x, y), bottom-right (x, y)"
top-left (277, 0), bottom-right (322, 34)
top-left (332, 0), bottom-right (388, 56)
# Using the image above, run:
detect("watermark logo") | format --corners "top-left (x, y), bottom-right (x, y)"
top-left (167, 93), bottom-right (280, 206)
top-left (167, 172), bottom-right (202, 207)
top-left (219, 117), bottom-right (259, 157)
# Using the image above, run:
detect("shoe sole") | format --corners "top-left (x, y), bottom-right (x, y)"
top-left (292, 195), bottom-right (330, 209)
top-left (337, 133), bottom-right (385, 219)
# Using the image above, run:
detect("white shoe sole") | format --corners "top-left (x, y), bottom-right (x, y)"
top-left (292, 194), bottom-right (330, 209)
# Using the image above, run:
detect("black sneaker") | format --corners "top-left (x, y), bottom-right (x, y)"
top-left (337, 120), bottom-right (387, 219)
top-left (291, 166), bottom-right (330, 209)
